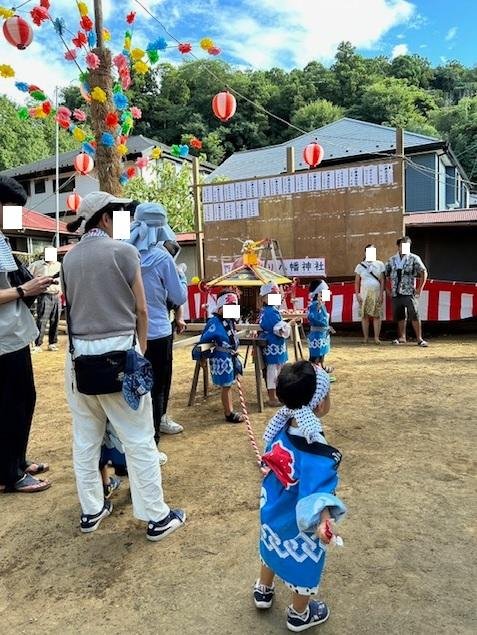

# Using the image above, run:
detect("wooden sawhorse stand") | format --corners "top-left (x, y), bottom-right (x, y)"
top-left (188, 344), bottom-right (212, 407)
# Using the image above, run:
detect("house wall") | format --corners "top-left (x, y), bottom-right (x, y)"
top-left (19, 171), bottom-right (97, 216)
top-left (405, 153), bottom-right (437, 212)
top-left (408, 226), bottom-right (477, 282)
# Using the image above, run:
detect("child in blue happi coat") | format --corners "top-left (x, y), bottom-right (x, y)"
top-left (194, 290), bottom-right (245, 424)
top-left (307, 280), bottom-right (335, 375)
top-left (259, 282), bottom-right (291, 407)
top-left (252, 361), bottom-right (346, 632)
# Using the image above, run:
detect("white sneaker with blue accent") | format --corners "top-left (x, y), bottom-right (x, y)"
top-left (159, 415), bottom-right (184, 434)
top-left (286, 600), bottom-right (330, 632)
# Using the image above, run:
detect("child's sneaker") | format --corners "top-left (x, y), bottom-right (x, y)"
top-left (286, 600), bottom-right (329, 632)
top-left (103, 475), bottom-right (121, 499)
top-left (80, 500), bottom-right (112, 533)
top-left (253, 580), bottom-right (275, 609)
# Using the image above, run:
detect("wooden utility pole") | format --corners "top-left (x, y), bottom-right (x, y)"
top-left (89, 0), bottom-right (122, 194)
top-left (396, 127), bottom-right (405, 234)
top-left (192, 157), bottom-right (205, 280)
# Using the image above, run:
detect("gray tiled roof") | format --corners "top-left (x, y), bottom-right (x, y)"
top-left (208, 117), bottom-right (442, 182)
top-left (0, 135), bottom-right (215, 178)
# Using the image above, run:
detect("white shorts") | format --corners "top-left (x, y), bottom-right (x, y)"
top-left (266, 364), bottom-right (282, 390)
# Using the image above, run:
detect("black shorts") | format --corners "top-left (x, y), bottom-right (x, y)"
top-left (392, 295), bottom-right (420, 321)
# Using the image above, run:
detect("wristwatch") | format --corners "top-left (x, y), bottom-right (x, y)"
top-left (16, 286), bottom-right (25, 298)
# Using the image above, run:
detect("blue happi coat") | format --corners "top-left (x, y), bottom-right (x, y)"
top-left (197, 314), bottom-right (242, 387)
top-left (260, 427), bottom-right (346, 594)
top-left (307, 301), bottom-right (330, 358)
top-left (259, 305), bottom-right (289, 365)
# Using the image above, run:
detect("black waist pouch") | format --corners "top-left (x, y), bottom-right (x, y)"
top-left (73, 350), bottom-right (127, 395)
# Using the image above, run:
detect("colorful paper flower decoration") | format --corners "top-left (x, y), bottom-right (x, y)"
top-left (73, 127), bottom-right (87, 142)
top-left (127, 167), bottom-right (137, 179)
top-left (133, 60), bottom-right (149, 75)
top-left (82, 142), bottom-right (96, 156)
top-left (86, 52), bottom-right (100, 70)
top-left (117, 143), bottom-right (128, 156)
top-left (148, 37), bottom-right (167, 51)
top-left (178, 42), bottom-right (192, 54)
top-left (15, 82), bottom-right (29, 92)
top-left (151, 147), bottom-right (162, 160)
top-left (88, 31), bottom-right (96, 47)
top-left (64, 50), bottom-right (77, 61)
top-left (77, 2), bottom-right (88, 17)
top-left (179, 144), bottom-right (189, 158)
top-left (170, 144), bottom-right (180, 157)
top-left (136, 156), bottom-right (149, 170)
top-left (113, 53), bottom-right (128, 70)
top-left (30, 6), bottom-right (49, 27)
top-left (0, 8), bottom-right (15, 19)
top-left (105, 112), bottom-right (119, 128)
top-left (101, 132), bottom-right (115, 147)
top-left (121, 118), bottom-right (133, 136)
top-left (103, 28), bottom-right (111, 42)
top-left (40, 0), bottom-right (50, 8)
top-left (31, 90), bottom-right (46, 101)
top-left (190, 137), bottom-right (203, 150)
top-left (42, 100), bottom-right (52, 115)
top-left (72, 31), bottom-right (87, 47)
top-left (57, 106), bottom-right (71, 119)
top-left (147, 50), bottom-right (159, 64)
top-left (119, 174), bottom-right (128, 186)
top-left (53, 17), bottom-right (65, 36)
top-left (18, 107), bottom-right (29, 120)
top-left (126, 11), bottom-right (136, 24)
top-left (73, 108), bottom-right (87, 122)
top-left (130, 107), bottom-right (142, 119)
top-left (120, 68), bottom-right (131, 90)
top-left (113, 92), bottom-right (128, 110)
top-left (0, 64), bottom-right (14, 78)
top-left (131, 48), bottom-right (145, 61)
top-left (208, 47), bottom-right (221, 56)
top-left (57, 117), bottom-right (71, 129)
top-left (91, 86), bottom-right (107, 103)
top-left (80, 15), bottom-right (93, 31)
top-left (33, 106), bottom-right (47, 119)
top-left (200, 38), bottom-right (214, 51)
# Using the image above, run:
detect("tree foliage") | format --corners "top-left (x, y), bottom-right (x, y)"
top-left (1, 42), bottom-right (477, 177)
top-left (123, 161), bottom-right (198, 233)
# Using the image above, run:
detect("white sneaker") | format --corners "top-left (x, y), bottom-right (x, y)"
top-left (417, 339), bottom-right (429, 347)
top-left (158, 451), bottom-right (168, 466)
top-left (159, 415), bottom-right (184, 434)
top-left (32, 346), bottom-right (42, 353)
top-left (48, 344), bottom-right (59, 351)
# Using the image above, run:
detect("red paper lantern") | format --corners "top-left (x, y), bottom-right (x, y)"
top-left (212, 91), bottom-right (236, 123)
top-left (74, 153), bottom-right (94, 175)
top-left (303, 142), bottom-right (324, 168)
top-left (3, 16), bottom-right (33, 50)
top-left (66, 192), bottom-right (82, 213)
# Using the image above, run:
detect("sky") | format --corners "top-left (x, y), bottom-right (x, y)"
top-left (0, 0), bottom-right (476, 102)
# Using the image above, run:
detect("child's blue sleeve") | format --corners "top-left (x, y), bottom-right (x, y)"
top-left (295, 454), bottom-right (346, 532)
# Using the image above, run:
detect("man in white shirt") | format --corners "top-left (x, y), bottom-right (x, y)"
top-left (354, 244), bottom-right (385, 343)
top-left (0, 176), bottom-right (53, 493)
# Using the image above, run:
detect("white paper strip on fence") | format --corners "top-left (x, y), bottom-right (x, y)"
top-left (418, 290), bottom-right (429, 320)
top-left (331, 294), bottom-right (343, 323)
top-left (438, 291), bottom-right (451, 321)
top-left (461, 294), bottom-right (474, 319)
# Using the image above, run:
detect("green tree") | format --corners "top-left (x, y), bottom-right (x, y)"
top-left (291, 100), bottom-right (344, 132)
top-left (0, 96), bottom-right (50, 170)
top-left (431, 96), bottom-right (477, 176)
top-left (349, 77), bottom-right (437, 128)
top-left (390, 54), bottom-right (434, 88)
top-left (331, 42), bottom-right (370, 107)
top-left (123, 161), bottom-right (198, 232)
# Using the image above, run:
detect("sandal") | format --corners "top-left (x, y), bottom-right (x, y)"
top-left (224, 411), bottom-right (244, 424)
top-left (25, 462), bottom-right (49, 476)
top-left (391, 339), bottom-right (406, 345)
top-left (13, 473), bottom-right (51, 493)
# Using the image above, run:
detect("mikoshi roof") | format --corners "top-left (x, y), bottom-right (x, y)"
top-left (208, 264), bottom-right (291, 287)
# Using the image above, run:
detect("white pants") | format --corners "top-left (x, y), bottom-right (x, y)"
top-left (266, 364), bottom-right (282, 390)
top-left (65, 344), bottom-right (170, 522)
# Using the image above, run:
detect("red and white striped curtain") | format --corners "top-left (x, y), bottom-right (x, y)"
top-left (184, 280), bottom-right (477, 323)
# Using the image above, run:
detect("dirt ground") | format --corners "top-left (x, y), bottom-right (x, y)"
top-left (1, 334), bottom-right (476, 634)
